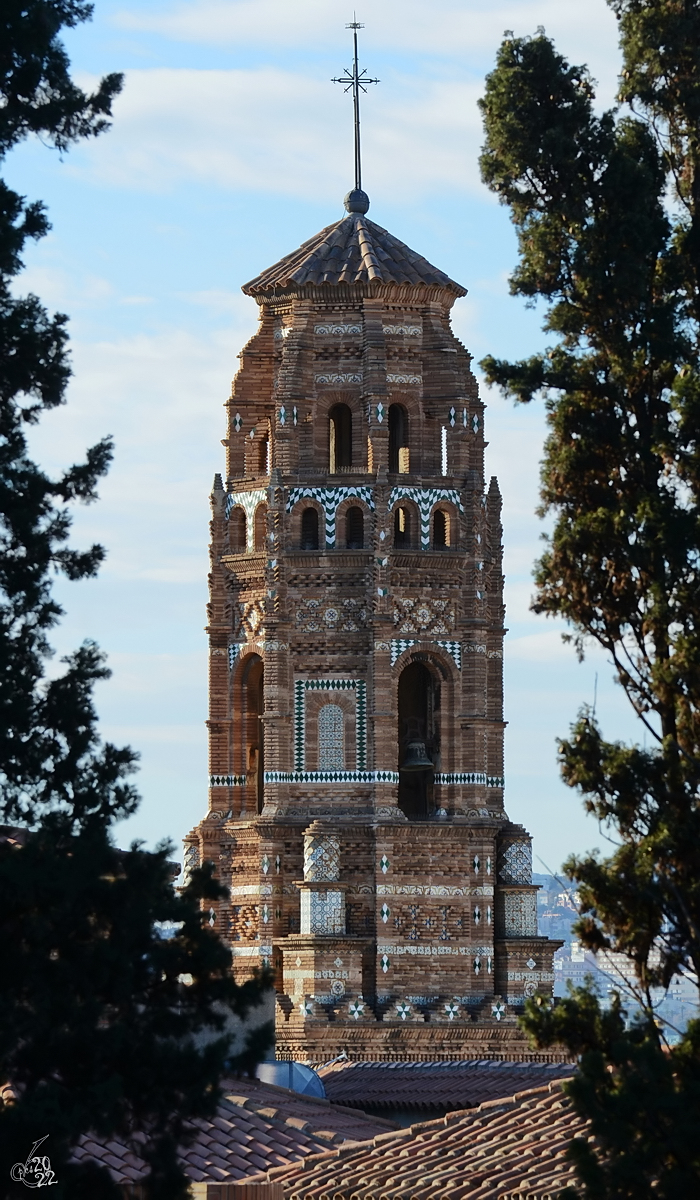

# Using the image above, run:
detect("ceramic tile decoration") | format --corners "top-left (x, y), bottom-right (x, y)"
top-left (315, 371), bottom-right (363, 385)
top-left (188, 189), bottom-right (564, 1064)
top-left (304, 832), bottom-right (341, 882)
top-left (301, 889), bottom-right (345, 935)
top-left (314, 323), bottom-right (362, 335)
top-left (318, 703), bottom-right (345, 770)
top-left (286, 485), bottom-right (374, 547)
top-left (293, 678), bottom-right (367, 772)
top-left (388, 485), bottom-right (464, 549)
top-left (503, 892), bottom-right (538, 937)
top-left (225, 487), bottom-right (267, 551)
top-left (499, 840), bottom-right (533, 884)
top-left (387, 373), bottom-right (421, 385)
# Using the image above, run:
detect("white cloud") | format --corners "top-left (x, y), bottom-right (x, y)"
top-left (72, 0), bottom-right (623, 204)
top-left (26, 312), bottom-right (258, 583)
top-left (114, 0), bottom-right (619, 84)
top-left (69, 67), bottom-right (483, 201)
top-left (507, 629), bottom-right (574, 663)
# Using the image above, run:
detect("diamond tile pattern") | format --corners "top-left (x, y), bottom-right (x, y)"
top-left (250, 1081), bottom-right (584, 1199)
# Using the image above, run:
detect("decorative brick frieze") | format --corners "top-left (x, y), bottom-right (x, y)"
top-left (314, 323), bottom-right (362, 335)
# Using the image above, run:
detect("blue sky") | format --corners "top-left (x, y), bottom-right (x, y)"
top-left (7, 0), bottom-right (637, 870)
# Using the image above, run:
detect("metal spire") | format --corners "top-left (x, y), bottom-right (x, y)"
top-left (332, 16), bottom-right (379, 194)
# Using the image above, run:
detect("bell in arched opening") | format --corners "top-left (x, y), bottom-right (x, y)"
top-left (400, 740), bottom-right (434, 771)
top-left (397, 661), bottom-right (439, 819)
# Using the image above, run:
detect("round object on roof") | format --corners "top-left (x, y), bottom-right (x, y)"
top-left (344, 188), bottom-right (370, 214)
top-left (256, 1060), bottom-right (326, 1098)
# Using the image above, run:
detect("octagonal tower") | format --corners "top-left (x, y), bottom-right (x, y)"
top-left (185, 192), bottom-right (563, 1061)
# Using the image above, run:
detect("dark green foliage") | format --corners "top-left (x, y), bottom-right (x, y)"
top-left (0, 1), bottom-right (122, 154)
top-left (522, 989), bottom-right (700, 1197)
top-left (0, 6), bottom-right (272, 1198)
top-left (479, 2), bottom-right (700, 1195)
top-left (0, 8), bottom-right (129, 831)
top-left (1, 825), bottom-right (272, 1200)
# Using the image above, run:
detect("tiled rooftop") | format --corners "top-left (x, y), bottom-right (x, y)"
top-left (248, 1081), bottom-right (586, 1199)
top-left (319, 1059), bottom-right (575, 1112)
top-left (242, 215), bottom-right (467, 296)
top-left (71, 1078), bottom-right (397, 1186)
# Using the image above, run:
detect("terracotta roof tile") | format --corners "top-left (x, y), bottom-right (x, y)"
top-left (242, 215), bottom-right (466, 297)
top-left (319, 1058), bottom-right (574, 1112)
top-left (246, 1082), bottom-right (586, 1199)
top-left (71, 1076), bottom-right (397, 1187)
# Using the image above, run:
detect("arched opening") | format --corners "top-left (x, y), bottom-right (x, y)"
top-left (433, 509), bottom-right (449, 549)
top-left (254, 503), bottom-right (267, 551)
top-left (318, 704), bottom-right (344, 770)
top-left (389, 404), bottom-right (409, 473)
top-left (397, 661), bottom-right (439, 820)
top-left (244, 656), bottom-right (265, 814)
top-left (346, 506), bottom-right (364, 549)
top-left (394, 506), bottom-right (411, 548)
top-left (301, 507), bottom-right (320, 550)
top-left (230, 507), bottom-right (246, 552)
top-left (258, 437), bottom-right (270, 475)
top-left (329, 404), bottom-right (352, 471)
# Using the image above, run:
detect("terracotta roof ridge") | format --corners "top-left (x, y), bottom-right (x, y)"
top-left (327, 1101), bottom-right (398, 1128)
top-left (223, 1079), bottom-right (332, 1107)
top-left (224, 1099), bottom-right (338, 1146)
top-left (475, 1081), bottom-right (560, 1114)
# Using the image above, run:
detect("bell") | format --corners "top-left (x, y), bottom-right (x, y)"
top-left (400, 741), bottom-right (434, 771)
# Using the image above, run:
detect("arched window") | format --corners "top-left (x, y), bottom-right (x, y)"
top-left (394, 506), bottom-right (411, 548)
top-left (346, 506), bottom-right (364, 549)
top-left (230, 507), bottom-right (246, 552)
top-left (254, 503), bottom-right (267, 551)
top-left (389, 404), bottom-right (409, 473)
top-left (318, 704), bottom-right (344, 770)
top-left (398, 661), bottom-right (438, 820)
top-left (301, 507), bottom-right (320, 550)
top-left (258, 437), bottom-right (270, 475)
top-left (244, 656), bottom-right (265, 814)
top-left (329, 404), bottom-right (352, 471)
top-left (433, 510), bottom-right (449, 549)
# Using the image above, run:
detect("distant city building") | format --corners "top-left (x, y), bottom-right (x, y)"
top-left (536, 874), bottom-right (698, 1037)
top-left (185, 190), bottom-right (563, 1061)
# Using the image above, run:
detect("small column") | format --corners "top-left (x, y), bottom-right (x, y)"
top-left (299, 823), bottom-right (346, 935)
top-left (494, 828), bottom-right (563, 1009)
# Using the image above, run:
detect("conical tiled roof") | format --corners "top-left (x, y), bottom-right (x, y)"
top-left (242, 213), bottom-right (466, 296)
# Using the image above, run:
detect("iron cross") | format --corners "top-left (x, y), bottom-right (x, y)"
top-left (332, 18), bottom-right (379, 193)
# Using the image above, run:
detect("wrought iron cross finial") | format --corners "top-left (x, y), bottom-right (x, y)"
top-left (332, 16), bottom-right (379, 193)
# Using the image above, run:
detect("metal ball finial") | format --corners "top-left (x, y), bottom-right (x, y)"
top-left (344, 188), bottom-right (370, 215)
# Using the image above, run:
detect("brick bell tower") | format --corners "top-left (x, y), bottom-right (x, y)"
top-left (185, 187), bottom-right (563, 1062)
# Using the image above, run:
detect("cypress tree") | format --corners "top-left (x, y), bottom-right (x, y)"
top-left (0, 6), bottom-right (272, 1197)
top-left (479, 2), bottom-right (700, 1194)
